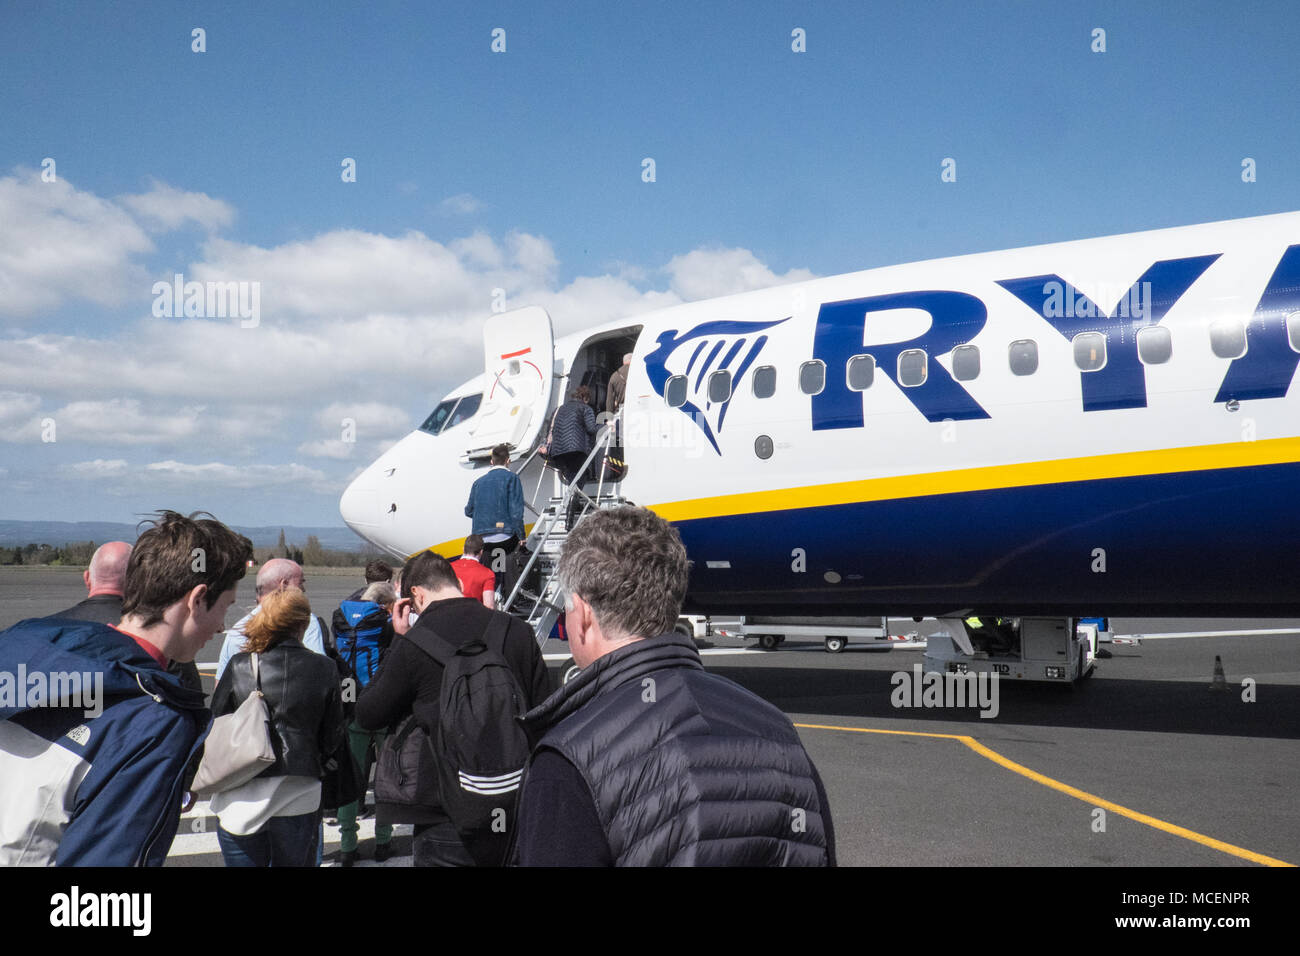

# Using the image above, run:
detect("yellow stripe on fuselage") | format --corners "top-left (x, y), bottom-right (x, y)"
top-left (647, 435), bottom-right (1300, 524)
top-left (408, 436), bottom-right (1299, 554)
top-left (414, 523), bottom-right (538, 561)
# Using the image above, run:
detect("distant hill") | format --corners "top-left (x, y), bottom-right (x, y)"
top-left (0, 520), bottom-right (370, 552)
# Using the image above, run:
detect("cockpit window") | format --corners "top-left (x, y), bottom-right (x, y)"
top-left (446, 393), bottom-right (481, 429)
top-left (419, 393), bottom-right (483, 435)
top-left (420, 399), bottom-right (459, 435)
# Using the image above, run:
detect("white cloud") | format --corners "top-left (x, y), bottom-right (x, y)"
top-left (439, 193), bottom-right (482, 215)
top-left (534, 275), bottom-right (682, 337)
top-left (663, 247), bottom-right (817, 302)
top-left (118, 180), bottom-right (235, 232)
top-left (450, 231), bottom-right (504, 270)
top-left (297, 438), bottom-right (357, 460)
top-left (144, 460), bottom-right (329, 490)
top-left (44, 398), bottom-right (202, 446)
top-left (507, 230), bottom-right (558, 281)
top-left (0, 233), bottom-right (817, 426)
top-left (193, 230), bottom-right (488, 320)
top-left (298, 403), bottom-right (416, 459)
top-left (60, 459), bottom-right (130, 478)
top-left (0, 172), bottom-right (154, 315)
top-left (312, 402), bottom-right (410, 434)
top-left (0, 173), bottom-right (823, 524)
top-left (0, 391), bottom-right (42, 440)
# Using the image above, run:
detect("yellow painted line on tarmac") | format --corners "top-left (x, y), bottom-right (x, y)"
top-left (794, 722), bottom-right (1296, 868)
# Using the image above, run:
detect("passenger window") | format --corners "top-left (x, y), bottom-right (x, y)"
top-left (1209, 319), bottom-right (1246, 359)
top-left (1137, 326), bottom-right (1173, 365)
top-left (752, 365), bottom-right (777, 399)
top-left (951, 345), bottom-right (980, 382)
top-left (799, 360), bottom-right (825, 395)
top-left (897, 349), bottom-right (927, 387)
top-left (1008, 339), bottom-right (1038, 376)
top-left (1072, 332), bottom-right (1107, 371)
top-left (1288, 312), bottom-right (1300, 353)
top-left (708, 369), bottom-right (732, 403)
top-left (665, 375), bottom-right (688, 408)
top-left (846, 354), bottom-right (875, 391)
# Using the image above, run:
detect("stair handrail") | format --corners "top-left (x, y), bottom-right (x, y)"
top-left (502, 423), bottom-right (618, 615)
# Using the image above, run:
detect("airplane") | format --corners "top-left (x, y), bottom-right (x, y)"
top-left (340, 210), bottom-right (1300, 659)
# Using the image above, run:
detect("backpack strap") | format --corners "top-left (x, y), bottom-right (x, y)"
top-left (405, 625), bottom-right (456, 668)
top-left (482, 612), bottom-right (511, 657)
top-left (404, 612), bottom-right (504, 667)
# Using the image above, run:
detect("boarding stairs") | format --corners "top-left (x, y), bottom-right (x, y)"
top-left (503, 422), bottom-right (629, 646)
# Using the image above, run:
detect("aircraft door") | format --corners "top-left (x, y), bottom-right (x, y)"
top-left (461, 306), bottom-right (555, 461)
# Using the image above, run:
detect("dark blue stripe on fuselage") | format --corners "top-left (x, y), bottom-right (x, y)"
top-left (676, 460), bottom-right (1300, 617)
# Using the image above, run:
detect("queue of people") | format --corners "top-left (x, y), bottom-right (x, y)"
top-left (0, 497), bottom-right (834, 867)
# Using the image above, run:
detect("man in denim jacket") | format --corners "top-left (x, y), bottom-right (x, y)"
top-left (465, 444), bottom-right (526, 557)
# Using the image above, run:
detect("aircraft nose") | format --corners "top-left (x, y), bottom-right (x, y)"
top-left (339, 473), bottom-right (377, 533)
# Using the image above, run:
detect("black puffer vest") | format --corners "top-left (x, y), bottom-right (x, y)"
top-left (520, 632), bottom-right (831, 866)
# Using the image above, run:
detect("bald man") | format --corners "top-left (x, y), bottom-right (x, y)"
top-left (50, 541), bottom-right (133, 625)
top-left (214, 558), bottom-right (327, 680)
top-left (51, 540), bottom-right (205, 745)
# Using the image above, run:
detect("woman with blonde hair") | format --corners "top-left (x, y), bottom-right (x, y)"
top-left (209, 587), bottom-right (345, 866)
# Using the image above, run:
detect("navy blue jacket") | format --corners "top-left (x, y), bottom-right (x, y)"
top-left (465, 466), bottom-right (526, 540)
top-left (0, 617), bottom-right (210, 866)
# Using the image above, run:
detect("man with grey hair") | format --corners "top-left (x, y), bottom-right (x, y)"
top-left (513, 506), bottom-right (835, 866)
top-left (215, 558), bottom-right (327, 680)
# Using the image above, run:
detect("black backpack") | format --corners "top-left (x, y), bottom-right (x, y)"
top-left (376, 613), bottom-right (532, 866)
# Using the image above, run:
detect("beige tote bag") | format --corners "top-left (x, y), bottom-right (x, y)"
top-left (192, 652), bottom-right (276, 795)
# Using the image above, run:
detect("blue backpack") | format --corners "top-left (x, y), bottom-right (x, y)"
top-left (331, 600), bottom-right (391, 688)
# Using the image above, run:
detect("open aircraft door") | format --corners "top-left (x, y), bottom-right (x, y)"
top-left (460, 306), bottom-right (555, 462)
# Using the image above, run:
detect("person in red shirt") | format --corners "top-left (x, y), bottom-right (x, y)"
top-left (451, 534), bottom-right (497, 609)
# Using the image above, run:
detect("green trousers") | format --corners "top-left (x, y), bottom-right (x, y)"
top-left (338, 720), bottom-right (392, 853)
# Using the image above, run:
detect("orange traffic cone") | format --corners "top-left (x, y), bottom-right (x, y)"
top-left (1209, 655), bottom-right (1227, 691)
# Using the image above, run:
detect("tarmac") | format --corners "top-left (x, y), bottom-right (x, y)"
top-left (2, 567), bottom-right (1296, 867)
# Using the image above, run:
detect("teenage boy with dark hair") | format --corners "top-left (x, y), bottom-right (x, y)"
top-left (0, 511), bottom-right (253, 865)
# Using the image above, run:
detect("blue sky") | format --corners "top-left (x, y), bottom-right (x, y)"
top-left (1, 1), bottom-right (1297, 529)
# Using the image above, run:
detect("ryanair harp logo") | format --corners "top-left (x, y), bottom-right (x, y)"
top-left (644, 317), bottom-right (789, 454)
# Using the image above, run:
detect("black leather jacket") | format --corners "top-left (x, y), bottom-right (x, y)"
top-left (211, 642), bottom-right (345, 780)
